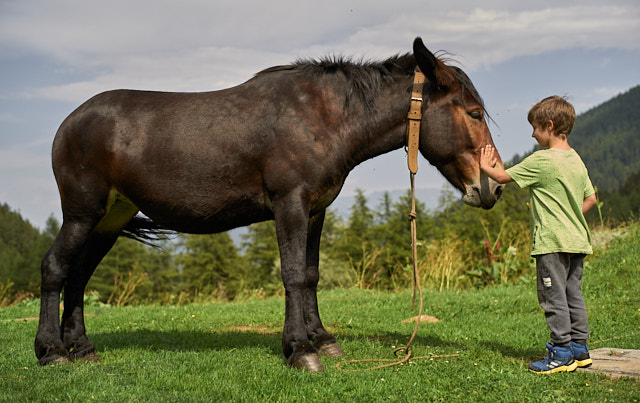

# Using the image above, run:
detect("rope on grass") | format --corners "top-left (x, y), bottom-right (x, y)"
top-left (336, 174), bottom-right (459, 371)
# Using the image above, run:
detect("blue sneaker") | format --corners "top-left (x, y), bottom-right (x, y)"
top-left (570, 341), bottom-right (593, 368)
top-left (529, 342), bottom-right (578, 374)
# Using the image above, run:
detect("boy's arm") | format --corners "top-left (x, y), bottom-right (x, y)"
top-left (480, 145), bottom-right (513, 184)
top-left (582, 193), bottom-right (597, 214)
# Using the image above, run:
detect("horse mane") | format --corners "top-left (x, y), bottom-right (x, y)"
top-left (256, 52), bottom-right (487, 115)
top-left (256, 53), bottom-right (415, 110)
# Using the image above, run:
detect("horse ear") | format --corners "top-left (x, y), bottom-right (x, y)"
top-left (413, 37), bottom-right (454, 90)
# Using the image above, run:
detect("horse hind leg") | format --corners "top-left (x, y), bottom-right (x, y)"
top-left (61, 196), bottom-right (138, 362)
top-left (35, 217), bottom-right (102, 365)
top-left (35, 190), bottom-right (137, 365)
top-left (60, 229), bottom-right (121, 362)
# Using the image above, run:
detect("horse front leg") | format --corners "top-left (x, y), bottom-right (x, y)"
top-left (273, 196), bottom-right (323, 372)
top-left (304, 210), bottom-right (344, 358)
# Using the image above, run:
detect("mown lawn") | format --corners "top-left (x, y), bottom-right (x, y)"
top-left (1, 223), bottom-right (638, 402)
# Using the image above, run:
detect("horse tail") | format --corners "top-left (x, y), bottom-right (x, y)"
top-left (121, 215), bottom-right (175, 248)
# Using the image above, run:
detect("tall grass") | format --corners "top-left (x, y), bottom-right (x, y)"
top-left (417, 235), bottom-right (471, 291)
top-left (107, 270), bottom-right (150, 307)
top-left (345, 217), bottom-right (535, 293)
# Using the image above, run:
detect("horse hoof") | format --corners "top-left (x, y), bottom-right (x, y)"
top-left (290, 353), bottom-right (324, 372)
top-left (75, 351), bottom-right (100, 363)
top-left (52, 356), bottom-right (70, 365)
top-left (40, 356), bottom-right (70, 366)
top-left (318, 343), bottom-right (345, 358)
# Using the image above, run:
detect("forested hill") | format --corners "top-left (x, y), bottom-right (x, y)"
top-left (542, 85), bottom-right (640, 192)
top-left (512, 86), bottom-right (640, 192)
top-left (0, 203), bottom-right (57, 294)
top-left (508, 85), bottom-right (640, 222)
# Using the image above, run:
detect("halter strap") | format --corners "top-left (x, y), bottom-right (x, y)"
top-left (406, 68), bottom-right (425, 174)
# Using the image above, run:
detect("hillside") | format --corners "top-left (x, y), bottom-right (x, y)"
top-left (509, 85), bottom-right (640, 222)
top-left (513, 85), bottom-right (640, 192)
top-left (571, 85), bottom-right (640, 192)
top-left (0, 203), bottom-right (56, 294)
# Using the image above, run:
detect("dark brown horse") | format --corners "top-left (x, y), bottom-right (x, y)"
top-left (36, 37), bottom-right (504, 371)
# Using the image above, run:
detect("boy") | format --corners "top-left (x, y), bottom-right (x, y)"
top-left (480, 96), bottom-right (598, 374)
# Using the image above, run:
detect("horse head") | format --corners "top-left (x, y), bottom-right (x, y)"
top-left (413, 37), bottom-right (504, 209)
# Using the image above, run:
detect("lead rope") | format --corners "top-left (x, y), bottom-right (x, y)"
top-left (335, 173), bottom-right (458, 371)
top-left (336, 70), bottom-right (458, 372)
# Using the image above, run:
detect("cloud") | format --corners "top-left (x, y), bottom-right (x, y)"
top-left (407, 6), bottom-right (640, 70)
top-left (1, 0), bottom-right (638, 229)
top-left (0, 1), bottom-right (385, 58)
top-left (25, 46), bottom-right (290, 102)
top-left (2, 2), bottom-right (638, 104)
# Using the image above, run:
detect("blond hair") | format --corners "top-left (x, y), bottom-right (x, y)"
top-left (527, 96), bottom-right (576, 138)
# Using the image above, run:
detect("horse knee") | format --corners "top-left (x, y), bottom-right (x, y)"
top-left (40, 251), bottom-right (67, 291)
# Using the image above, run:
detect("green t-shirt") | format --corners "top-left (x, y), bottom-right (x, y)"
top-left (506, 148), bottom-right (595, 256)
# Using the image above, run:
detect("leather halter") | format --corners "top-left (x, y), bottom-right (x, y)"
top-left (406, 68), bottom-right (425, 174)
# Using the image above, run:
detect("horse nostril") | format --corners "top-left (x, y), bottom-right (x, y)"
top-left (494, 185), bottom-right (503, 197)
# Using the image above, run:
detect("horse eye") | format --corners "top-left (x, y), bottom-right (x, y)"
top-left (469, 110), bottom-right (483, 121)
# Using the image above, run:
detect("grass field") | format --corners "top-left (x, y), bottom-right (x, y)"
top-left (1, 223), bottom-right (638, 402)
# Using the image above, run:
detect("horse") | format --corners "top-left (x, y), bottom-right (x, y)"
top-left (35, 37), bottom-right (504, 372)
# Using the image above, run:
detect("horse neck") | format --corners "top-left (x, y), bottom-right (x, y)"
top-left (344, 80), bottom-right (411, 169)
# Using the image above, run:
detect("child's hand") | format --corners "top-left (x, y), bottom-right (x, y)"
top-left (479, 144), bottom-right (512, 183)
top-left (479, 145), bottom-right (497, 172)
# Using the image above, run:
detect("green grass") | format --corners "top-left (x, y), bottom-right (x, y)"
top-left (1, 223), bottom-right (639, 402)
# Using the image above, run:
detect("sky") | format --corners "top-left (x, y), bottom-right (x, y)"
top-left (1, 0), bottom-right (639, 230)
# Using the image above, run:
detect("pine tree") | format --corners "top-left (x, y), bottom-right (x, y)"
top-left (0, 203), bottom-right (49, 294)
top-left (240, 222), bottom-right (281, 295)
top-left (174, 232), bottom-right (240, 299)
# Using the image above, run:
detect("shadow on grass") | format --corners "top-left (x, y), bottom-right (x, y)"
top-left (89, 328), bottom-right (495, 362)
top-left (478, 340), bottom-right (541, 362)
top-left (91, 329), bottom-right (284, 357)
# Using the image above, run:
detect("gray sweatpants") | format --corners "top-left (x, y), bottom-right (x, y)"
top-left (535, 253), bottom-right (589, 346)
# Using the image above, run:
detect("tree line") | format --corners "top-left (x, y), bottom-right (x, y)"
top-left (0, 184), bottom-right (532, 305)
top-left (1, 166), bottom-right (637, 306)
top-left (570, 85), bottom-right (640, 192)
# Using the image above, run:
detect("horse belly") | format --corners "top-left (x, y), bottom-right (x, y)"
top-left (123, 179), bottom-right (272, 234)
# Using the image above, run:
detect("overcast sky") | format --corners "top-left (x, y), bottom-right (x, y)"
top-left (1, 0), bottom-right (639, 229)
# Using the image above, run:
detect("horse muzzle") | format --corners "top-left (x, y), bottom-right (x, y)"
top-left (462, 179), bottom-right (503, 209)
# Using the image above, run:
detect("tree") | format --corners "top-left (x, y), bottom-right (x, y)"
top-left (174, 232), bottom-right (240, 299)
top-left (334, 189), bottom-right (374, 264)
top-left (587, 171), bottom-right (640, 224)
top-left (241, 221), bottom-right (281, 296)
top-left (0, 203), bottom-right (51, 294)
top-left (42, 214), bottom-right (60, 240)
top-left (377, 189), bottom-right (433, 288)
top-left (88, 237), bottom-right (155, 303)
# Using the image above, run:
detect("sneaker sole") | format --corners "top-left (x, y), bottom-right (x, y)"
top-left (575, 358), bottom-right (592, 368)
top-left (529, 361), bottom-right (578, 374)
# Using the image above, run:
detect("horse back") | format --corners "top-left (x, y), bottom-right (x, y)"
top-left (52, 74), bottom-right (350, 233)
